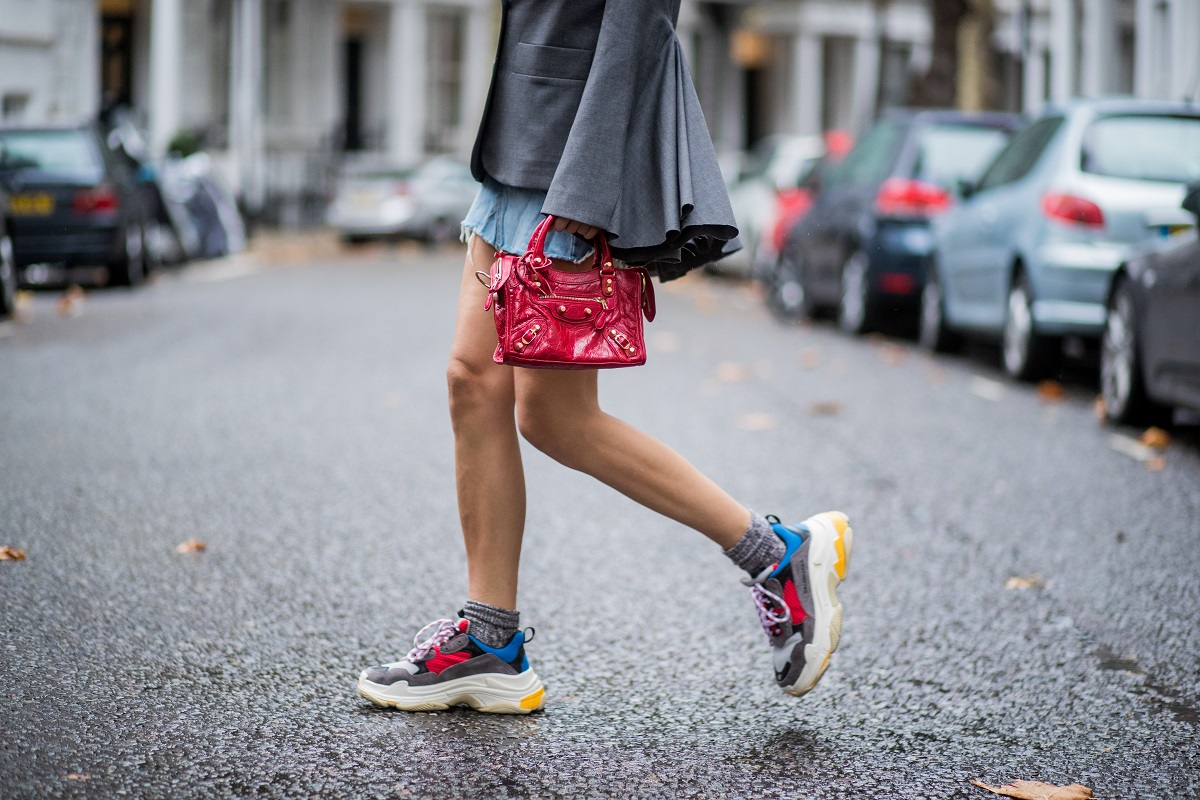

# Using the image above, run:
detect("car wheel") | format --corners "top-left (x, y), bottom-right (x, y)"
top-left (110, 226), bottom-right (147, 287)
top-left (0, 234), bottom-right (16, 318)
top-left (1100, 278), bottom-right (1169, 425)
top-left (766, 253), bottom-right (813, 322)
top-left (837, 250), bottom-right (874, 335)
top-left (1002, 274), bottom-right (1058, 380)
top-left (918, 264), bottom-right (960, 353)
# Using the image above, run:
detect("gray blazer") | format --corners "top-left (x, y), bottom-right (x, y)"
top-left (470, 0), bottom-right (738, 278)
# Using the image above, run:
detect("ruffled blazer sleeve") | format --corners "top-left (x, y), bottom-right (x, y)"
top-left (540, 0), bottom-right (739, 280)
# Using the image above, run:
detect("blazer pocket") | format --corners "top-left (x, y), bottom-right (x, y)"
top-left (511, 41), bottom-right (593, 82)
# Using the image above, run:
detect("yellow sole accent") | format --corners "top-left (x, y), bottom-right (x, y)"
top-left (826, 511), bottom-right (851, 580)
top-left (519, 687), bottom-right (545, 710)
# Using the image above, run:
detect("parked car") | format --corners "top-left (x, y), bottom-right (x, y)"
top-left (719, 134), bottom-right (826, 277)
top-left (769, 109), bottom-right (1022, 332)
top-left (923, 99), bottom-right (1200, 379)
top-left (0, 177), bottom-right (14, 318)
top-left (327, 156), bottom-right (478, 244)
top-left (0, 123), bottom-right (155, 286)
top-left (1099, 181), bottom-right (1200, 424)
top-left (763, 130), bottom-right (854, 274)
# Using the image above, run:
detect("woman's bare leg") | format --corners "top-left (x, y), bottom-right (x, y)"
top-left (447, 236), bottom-right (525, 610)
top-left (514, 368), bottom-right (751, 550)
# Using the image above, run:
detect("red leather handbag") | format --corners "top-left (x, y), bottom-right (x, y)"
top-left (481, 215), bottom-right (656, 369)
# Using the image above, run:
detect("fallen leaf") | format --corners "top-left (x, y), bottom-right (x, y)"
top-left (809, 401), bottom-right (843, 417)
top-left (1036, 381), bottom-right (1066, 402)
top-left (1139, 427), bottom-right (1170, 450)
top-left (1, 546), bottom-right (27, 561)
top-left (175, 539), bottom-right (207, 554)
top-left (799, 347), bottom-right (822, 369)
top-left (734, 412), bottom-right (777, 431)
top-left (1005, 575), bottom-right (1045, 591)
top-left (715, 362), bottom-right (752, 383)
top-left (972, 780), bottom-right (1094, 800)
top-left (1093, 395), bottom-right (1106, 421)
top-left (56, 285), bottom-right (85, 318)
top-left (1145, 456), bottom-right (1166, 472)
top-left (969, 376), bottom-right (1006, 402)
top-left (66, 774), bottom-right (91, 781)
top-left (1109, 433), bottom-right (1158, 463)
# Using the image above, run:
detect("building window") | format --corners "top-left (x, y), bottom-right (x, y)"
top-left (821, 36), bottom-right (855, 132)
top-left (1150, 0), bottom-right (1171, 98)
top-left (265, 0), bottom-right (293, 123)
top-left (100, 15), bottom-right (134, 114)
top-left (425, 8), bottom-right (465, 154)
top-left (2, 94), bottom-right (30, 123)
top-left (878, 40), bottom-right (912, 111)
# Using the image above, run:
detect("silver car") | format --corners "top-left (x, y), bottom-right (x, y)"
top-left (923, 99), bottom-right (1200, 379)
top-left (327, 156), bottom-right (478, 244)
top-left (718, 134), bottom-right (825, 278)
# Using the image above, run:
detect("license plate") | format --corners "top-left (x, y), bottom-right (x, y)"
top-left (9, 192), bottom-right (55, 216)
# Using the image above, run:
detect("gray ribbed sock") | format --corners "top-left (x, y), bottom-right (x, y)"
top-left (462, 600), bottom-right (520, 649)
top-left (724, 512), bottom-right (787, 578)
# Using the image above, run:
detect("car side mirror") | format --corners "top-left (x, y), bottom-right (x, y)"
top-left (1183, 181), bottom-right (1200, 221)
top-left (958, 179), bottom-right (978, 200)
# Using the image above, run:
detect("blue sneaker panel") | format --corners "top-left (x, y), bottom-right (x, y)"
top-left (768, 522), bottom-right (806, 579)
top-left (468, 630), bottom-right (525, 664)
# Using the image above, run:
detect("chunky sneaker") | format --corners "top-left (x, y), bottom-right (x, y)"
top-left (357, 617), bottom-right (545, 714)
top-left (745, 511), bottom-right (853, 697)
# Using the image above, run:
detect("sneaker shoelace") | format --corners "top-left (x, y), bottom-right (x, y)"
top-left (405, 618), bottom-right (461, 662)
top-left (749, 583), bottom-right (791, 636)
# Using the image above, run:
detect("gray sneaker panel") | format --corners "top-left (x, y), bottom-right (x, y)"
top-left (363, 664), bottom-right (440, 687)
top-left (437, 653), bottom-right (519, 681)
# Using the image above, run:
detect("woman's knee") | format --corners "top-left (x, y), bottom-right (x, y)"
top-left (447, 355), bottom-right (511, 421)
top-left (515, 393), bottom-right (597, 465)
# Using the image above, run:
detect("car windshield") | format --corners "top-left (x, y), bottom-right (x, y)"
top-left (911, 124), bottom-right (1013, 187)
top-left (0, 129), bottom-right (100, 175)
top-left (1081, 114), bottom-right (1200, 183)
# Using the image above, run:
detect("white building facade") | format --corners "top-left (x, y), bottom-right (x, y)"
top-left (3, 0), bottom-right (1198, 219)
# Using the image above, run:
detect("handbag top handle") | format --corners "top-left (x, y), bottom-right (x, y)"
top-left (526, 215), bottom-right (614, 276)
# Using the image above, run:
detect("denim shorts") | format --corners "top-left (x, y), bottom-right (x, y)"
top-left (460, 177), bottom-right (594, 263)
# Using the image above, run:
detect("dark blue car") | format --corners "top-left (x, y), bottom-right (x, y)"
top-left (1101, 182), bottom-right (1200, 424)
top-left (767, 109), bottom-right (1023, 333)
top-left (0, 124), bottom-right (153, 287)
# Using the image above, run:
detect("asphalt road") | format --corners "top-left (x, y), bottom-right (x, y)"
top-left (2, 242), bottom-right (1198, 799)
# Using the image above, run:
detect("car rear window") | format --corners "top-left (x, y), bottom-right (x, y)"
top-left (0, 129), bottom-right (101, 176)
top-left (1081, 114), bottom-right (1200, 183)
top-left (827, 121), bottom-right (906, 188)
top-left (911, 124), bottom-right (1013, 187)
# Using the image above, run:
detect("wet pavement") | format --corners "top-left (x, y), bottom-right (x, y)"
top-left (2, 242), bottom-right (1198, 798)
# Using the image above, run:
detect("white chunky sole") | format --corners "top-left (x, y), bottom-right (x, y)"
top-left (357, 668), bottom-right (546, 714)
top-left (782, 511), bottom-right (853, 697)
